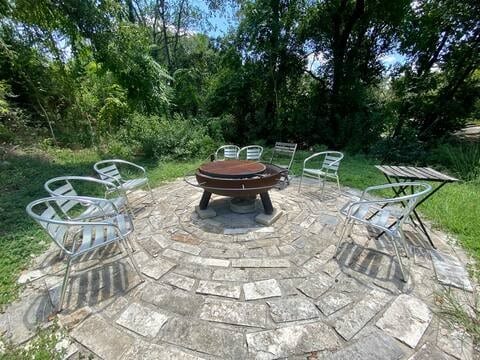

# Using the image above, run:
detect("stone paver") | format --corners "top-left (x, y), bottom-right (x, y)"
top-left (322, 330), bottom-right (404, 360)
top-left (199, 298), bottom-right (267, 327)
top-left (437, 324), bottom-right (473, 360)
top-left (141, 283), bottom-right (204, 316)
top-left (267, 297), bottom-right (321, 322)
top-left (7, 179), bottom-right (475, 360)
top-left (333, 289), bottom-right (391, 340)
top-left (316, 291), bottom-right (354, 316)
top-left (140, 258), bottom-right (176, 280)
top-left (408, 343), bottom-right (453, 360)
top-left (243, 279), bottom-right (282, 300)
top-left (196, 280), bottom-right (241, 299)
top-left (161, 317), bottom-right (247, 359)
top-left (246, 321), bottom-right (341, 359)
top-left (71, 315), bottom-right (134, 360)
top-left (431, 250), bottom-right (473, 291)
top-left (162, 272), bottom-right (196, 291)
top-left (297, 273), bottom-right (335, 298)
top-left (122, 339), bottom-right (205, 359)
top-left (231, 258), bottom-right (290, 268)
top-left (116, 303), bottom-right (169, 338)
top-left (376, 294), bottom-right (432, 348)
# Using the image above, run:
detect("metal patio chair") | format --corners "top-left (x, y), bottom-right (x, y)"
top-left (238, 145), bottom-right (263, 161)
top-left (26, 196), bottom-right (143, 312)
top-left (334, 182), bottom-right (432, 281)
top-left (298, 151), bottom-right (344, 196)
top-left (215, 145), bottom-right (240, 160)
top-left (270, 142), bottom-right (297, 185)
top-left (93, 159), bottom-right (155, 213)
top-left (44, 176), bottom-right (128, 219)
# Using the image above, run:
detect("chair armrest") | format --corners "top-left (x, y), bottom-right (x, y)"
top-left (303, 152), bottom-right (324, 166)
top-left (118, 160), bottom-right (146, 175)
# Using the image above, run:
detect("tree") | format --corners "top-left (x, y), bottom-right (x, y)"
top-left (392, 0), bottom-right (480, 140)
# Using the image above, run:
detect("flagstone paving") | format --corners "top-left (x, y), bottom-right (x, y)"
top-left (0, 178), bottom-right (477, 359)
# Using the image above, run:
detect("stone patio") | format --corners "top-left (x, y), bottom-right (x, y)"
top-left (1, 178), bottom-right (477, 359)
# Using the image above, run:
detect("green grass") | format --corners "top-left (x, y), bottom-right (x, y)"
top-left (0, 145), bottom-right (479, 310)
top-left (0, 146), bottom-right (200, 307)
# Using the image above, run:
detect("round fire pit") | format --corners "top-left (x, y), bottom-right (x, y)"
top-left (189, 160), bottom-right (286, 215)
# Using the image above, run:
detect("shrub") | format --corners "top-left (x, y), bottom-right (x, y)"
top-left (370, 127), bottom-right (427, 164)
top-left (126, 113), bottom-right (219, 160)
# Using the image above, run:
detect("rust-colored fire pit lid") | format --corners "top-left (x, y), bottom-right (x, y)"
top-left (199, 160), bottom-right (266, 179)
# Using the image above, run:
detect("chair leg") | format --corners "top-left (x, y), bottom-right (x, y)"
top-left (334, 218), bottom-right (351, 257)
top-left (399, 228), bottom-right (411, 258)
top-left (390, 235), bottom-right (408, 282)
top-left (336, 175), bottom-right (340, 191)
top-left (320, 176), bottom-right (326, 198)
top-left (120, 238), bottom-right (144, 281)
top-left (298, 171), bottom-right (304, 192)
top-left (58, 258), bottom-right (72, 312)
top-left (147, 183), bottom-right (156, 204)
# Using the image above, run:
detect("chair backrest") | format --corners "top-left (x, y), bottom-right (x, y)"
top-left (238, 145), bottom-right (263, 161)
top-left (26, 198), bottom-right (70, 251)
top-left (369, 182), bottom-right (432, 228)
top-left (270, 142), bottom-right (297, 170)
top-left (94, 160), bottom-right (122, 183)
top-left (321, 151), bottom-right (344, 173)
top-left (45, 176), bottom-right (117, 217)
top-left (215, 145), bottom-right (240, 160)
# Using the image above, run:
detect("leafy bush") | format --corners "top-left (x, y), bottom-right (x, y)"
top-left (126, 113), bottom-right (219, 160)
top-left (370, 127), bottom-right (427, 164)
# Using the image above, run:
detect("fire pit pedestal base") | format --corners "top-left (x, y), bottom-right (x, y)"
top-left (230, 197), bottom-right (256, 214)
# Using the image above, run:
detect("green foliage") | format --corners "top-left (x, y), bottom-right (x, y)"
top-left (125, 113), bottom-right (218, 160)
top-left (0, 324), bottom-right (65, 360)
top-left (430, 141), bottom-right (480, 181)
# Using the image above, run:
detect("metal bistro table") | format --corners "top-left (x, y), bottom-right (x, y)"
top-left (375, 165), bottom-right (459, 248)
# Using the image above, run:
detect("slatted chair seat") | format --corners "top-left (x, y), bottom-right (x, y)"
top-left (335, 182), bottom-right (432, 281)
top-left (93, 159), bottom-right (155, 215)
top-left (75, 214), bottom-right (133, 254)
top-left (26, 196), bottom-right (143, 312)
top-left (45, 176), bottom-right (128, 220)
top-left (80, 196), bottom-right (127, 219)
top-left (120, 177), bottom-right (149, 191)
top-left (299, 151), bottom-right (344, 196)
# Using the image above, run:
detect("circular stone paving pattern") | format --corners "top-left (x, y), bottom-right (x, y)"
top-left (20, 178), bottom-right (475, 359)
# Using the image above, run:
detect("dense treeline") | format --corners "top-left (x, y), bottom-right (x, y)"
top-left (0, 0), bottom-right (479, 159)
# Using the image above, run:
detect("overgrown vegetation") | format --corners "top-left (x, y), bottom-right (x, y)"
top-left (0, 0), bottom-right (478, 153)
top-left (0, 324), bottom-right (65, 360)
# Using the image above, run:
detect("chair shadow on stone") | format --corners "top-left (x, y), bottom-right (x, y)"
top-left (335, 242), bottom-right (407, 291)
top-left (47, 243), bottom-right (141, 313)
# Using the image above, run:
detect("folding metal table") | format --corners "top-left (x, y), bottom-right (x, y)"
top-left (375, 165), bottom-right (459, 248)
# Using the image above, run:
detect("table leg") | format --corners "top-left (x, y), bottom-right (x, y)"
top-left (199, 191), bottom-right (212, 210)
top-left (260, 192), bottom-right (274, 215)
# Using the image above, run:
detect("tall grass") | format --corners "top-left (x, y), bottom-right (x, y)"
top-left (436, 141), bottom-right (480, 181)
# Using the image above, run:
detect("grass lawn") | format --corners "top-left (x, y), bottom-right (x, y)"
top-left (0, 146), bottom-right (479, 308)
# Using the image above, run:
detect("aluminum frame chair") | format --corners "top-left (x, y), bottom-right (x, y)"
top-left (26, 196), bottom-right (143, 312)
top-left (215, 145), bottom-right (240, 160)
top-left (334, 182), bottom-right (432, 282)
top-left (238, 145), bottom-right (263, 161)
top-left (269, 142), bottom-right (297, 185)
top-left (93, 159), bottom-right (155, 213)
top-left (298, 151), bottom-right (344, 196)
top-left (44, 176), bottom-right (128, 219)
